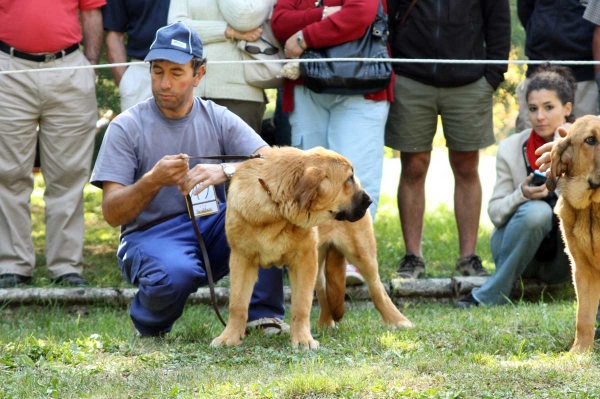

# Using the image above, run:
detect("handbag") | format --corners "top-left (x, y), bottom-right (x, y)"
top-left (237, 21), bottom-right (285, 89)
top-left (299, 0), bottom-right (392, 95)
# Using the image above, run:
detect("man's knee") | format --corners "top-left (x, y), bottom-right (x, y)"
top-left (400, 152), bottom-right (431, 181)
top-left (136, 262), bottom-right (200, 312)
top-left (449, 150), bottom-right (480, 181)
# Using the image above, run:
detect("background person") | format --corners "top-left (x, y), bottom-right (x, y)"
top-left (104, 0), bottom-right (171, 111)
top-left (168, 0), bottom-right (272, 134)
top-left (0, 0), bottom-right (105, 287)
top-left (515, 0), bottom-right (598, 131)
top-left (457, 65), bottom-right (575, 308)
top-left (585, 0), bottom-right (600, 113)
top-left (91, 22), bottom-right (287, 336)
top-left (272, 0), bottom-right (394, 285)
top-left (385, 0), bottom-right (511, 279)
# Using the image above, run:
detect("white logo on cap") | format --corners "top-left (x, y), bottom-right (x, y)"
top-left (171, 39), bottom-right (187, 49)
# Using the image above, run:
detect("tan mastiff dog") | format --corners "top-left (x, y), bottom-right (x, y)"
top-left (210, 146), bottom-right (412, 350)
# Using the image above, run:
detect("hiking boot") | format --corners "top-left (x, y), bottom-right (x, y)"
top-left (456, 293), bottom-right (480, 308)
top-left (396, 253), bottom-right (425, 279)
top-left (246, 317), bottom-right (290, 335)
top-left (0, 273), bottom-right (32, 288)
top-left (52, 273), bottom-right (88, 287)
top-left (345, 264), bottom-right (365, 286)
top-left (455, 254), bottom-right (489, 277)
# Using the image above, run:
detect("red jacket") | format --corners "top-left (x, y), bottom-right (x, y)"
top-left (272, 0), bottom-right (394, 112)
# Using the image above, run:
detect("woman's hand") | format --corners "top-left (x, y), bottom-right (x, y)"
top-left (324, 6), bottom-right (342, 18)
top-left (284, 31), bottom-right (305, 59)
top-left (521, 174), bottom-right (549, 200)
top-left (535, 124), bottom-right (570, 172)
top-left (225, 25), bottom-right (262, 42)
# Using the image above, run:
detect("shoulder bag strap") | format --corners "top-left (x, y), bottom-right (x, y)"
top-left (397, 0), bottom-right (418, 29)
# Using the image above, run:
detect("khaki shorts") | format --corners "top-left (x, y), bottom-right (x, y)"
top-left (385, 75), bottom-right (496, 152)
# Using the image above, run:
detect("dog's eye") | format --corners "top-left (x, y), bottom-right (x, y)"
top-left (347, 175), bottom-right (354, 184)
top-left (585, 136), bottom-right (597, 146)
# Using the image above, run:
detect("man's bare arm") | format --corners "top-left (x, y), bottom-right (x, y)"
top-left (81, 8), bottom-right (104, 65)
top-left (105, 30), bottom-right (128, 86)
top-left (102, 155), bottom-right (190, 227)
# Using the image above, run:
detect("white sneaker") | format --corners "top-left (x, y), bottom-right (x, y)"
top-left (246, 317), bottom-right (290, 335)
top-left (346, 264), bottom-right (365, 286)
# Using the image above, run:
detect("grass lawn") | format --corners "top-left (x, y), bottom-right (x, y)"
top-left (2, 301), bottom-right (599, 398)
top-left (2, 174), bottom-right (599, 398)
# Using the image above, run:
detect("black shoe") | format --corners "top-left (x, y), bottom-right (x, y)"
top-left (53, 273), bottom-right (88, 287)
top-left (0, 273), bottom-right (32, 288)
top-left (455, 254), bottom-right (489, 277)
top-left (396, 253), bottom-right (426, 279)
top-left (456, 293), bottom-right (480, 308)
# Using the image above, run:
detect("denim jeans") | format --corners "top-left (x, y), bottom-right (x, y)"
top-left (472, 200), bottom-right (571, 306)
top-left (289, 86), bottom-right (389, 219)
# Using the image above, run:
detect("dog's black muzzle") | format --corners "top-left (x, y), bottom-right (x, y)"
top-left (334, 191), bottom-right (372, 222)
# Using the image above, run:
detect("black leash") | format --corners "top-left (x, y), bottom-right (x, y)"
top-left (184, 153), bottom-right (263, 328)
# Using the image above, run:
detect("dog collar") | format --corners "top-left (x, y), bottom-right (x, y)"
top-left (258, 178), bottom-right (271, 195)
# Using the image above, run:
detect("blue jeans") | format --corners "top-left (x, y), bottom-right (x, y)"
top-left (472, 200), bottom-right (571, 306)
top-left (289, 86), bottom-right (389, 219)
top-left (117, 208), bottom-right (285, 336)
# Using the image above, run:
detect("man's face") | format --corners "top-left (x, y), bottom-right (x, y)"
top-left (150, 60), bottom-right (203, 118)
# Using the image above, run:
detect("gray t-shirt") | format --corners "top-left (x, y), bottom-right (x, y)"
top-left (90, 97), bottom-right (267, 236)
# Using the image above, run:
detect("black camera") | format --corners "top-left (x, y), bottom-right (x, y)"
top-left (529, 170), bottom-right (547, 187)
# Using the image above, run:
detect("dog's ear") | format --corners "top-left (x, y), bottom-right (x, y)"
top-left (547, 137), bottom-right (573, 191)
top-left (294, 167), bottom-right (326, 210)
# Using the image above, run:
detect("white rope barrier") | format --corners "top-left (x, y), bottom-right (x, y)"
top-left (1, 57), bottom-right (600, 76)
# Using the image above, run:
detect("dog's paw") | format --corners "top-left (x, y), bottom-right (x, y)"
top-left (210, 333), bottom-right (243, 347)
top-left (570, 341), bottom-right (594, 354)
top-left (291, 337), bottom-right (320, 350)
top-left (391, 319), bottom-right (415, 329)
top-left (291, 332), bottom-right (320, 350)
top-left (317, 317), bottom-right (336, 329)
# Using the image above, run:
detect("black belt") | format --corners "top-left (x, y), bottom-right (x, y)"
top-left (0, 41), bottom-right (79, 62)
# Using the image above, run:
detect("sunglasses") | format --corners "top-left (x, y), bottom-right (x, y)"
top-left (245, 37), bottom-right (280, 56)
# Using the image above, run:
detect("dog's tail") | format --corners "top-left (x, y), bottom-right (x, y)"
top-left (325, 246), bottom-right (346, 322)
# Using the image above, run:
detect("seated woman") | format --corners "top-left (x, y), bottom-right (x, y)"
top-left (457, 64), bottom-right (576, 307)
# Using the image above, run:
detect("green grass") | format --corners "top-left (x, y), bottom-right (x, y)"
top-left (8, 175), bottom-right (597, 399)
top-left (1, 301), bottom-right (599, 398)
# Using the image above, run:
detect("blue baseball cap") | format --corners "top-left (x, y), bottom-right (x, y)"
top-left (145, 22), bottom-right (203, 64)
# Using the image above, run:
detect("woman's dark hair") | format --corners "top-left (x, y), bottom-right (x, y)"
top-left (526, 63), bottom-right (577, 122)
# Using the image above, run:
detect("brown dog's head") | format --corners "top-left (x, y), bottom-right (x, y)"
top-left (547, 115), bottom-right (600, 207)
top-left (264, 146), bottom-right (372, 227)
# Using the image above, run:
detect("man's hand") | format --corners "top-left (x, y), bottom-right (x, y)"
top-left (535, 124), bottom-right (570, 172)
top-left (146, 154), bottom-right (190, 188)
top-left (179, 164), bottom-right (228, 196)
top-left (101, 154), bottom-right (190, 227)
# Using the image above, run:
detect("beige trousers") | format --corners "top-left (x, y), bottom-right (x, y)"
top-left (119, 59), bottom-right (153, 111)
top-left (0, 49), bottom-right (98, 278)
top-left (516, 78), bottom-right (599, 132)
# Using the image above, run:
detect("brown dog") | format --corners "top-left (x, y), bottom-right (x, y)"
top-left (210, 146), bottom-right (413, 349)
top-left (547, 115), bottom-right (600, 352)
